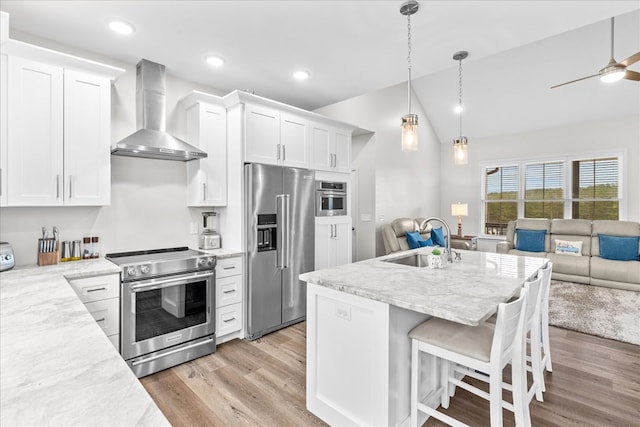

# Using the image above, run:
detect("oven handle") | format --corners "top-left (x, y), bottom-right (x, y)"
top-left (319, 190), bottom-right (346, 196)
top-left (130, 271), bottom-right (214, 293)
top-left (131, 337), bottom-right (215, 366)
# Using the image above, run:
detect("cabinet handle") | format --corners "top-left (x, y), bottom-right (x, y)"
top-left (223, 289), bottom-right (236, 294)
top-left (0, 167), bottom-right (2, 196)
top-left (95, 317), bottom-right (106, 323)
top-left (56, 175), bottom-right (60, 198)
top-left (282, 145), bottom-right (286, 161)
top-left (222, 266), bottom-right (235, 270)
top-left (223, 317), bottom-right (236, 323)
top-left (86, 287), bottom-right (107, 293)
top-left (68, 175), bottom-right (73, 198)
top-left (203, 183), bottom-right (207, 201)
top-left (277, 144), bottom-right (281, 160)
top-left (331, 154), bottom-right (334, 167)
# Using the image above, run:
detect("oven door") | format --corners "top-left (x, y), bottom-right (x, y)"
top-left (121, 270), bottom-right (215, 361)
top-left (316, 191), bottom-right (347, 216)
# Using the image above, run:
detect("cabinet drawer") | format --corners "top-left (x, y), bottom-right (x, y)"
top-left (84, 298), bottom-right (119, 338)
top-left (216, 256), bottom-right (243, 278)
top-left (216, 274), bottom-right (242, 307)
top-left (216, 302), bottom-right (243, 337)
top-left (68, 274), bottom-right (119, 303)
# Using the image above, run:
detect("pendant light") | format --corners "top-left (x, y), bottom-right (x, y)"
top-left (453, 50), bottom-right (469, 165)
top-left (400, 0), bottom-right (419, 152)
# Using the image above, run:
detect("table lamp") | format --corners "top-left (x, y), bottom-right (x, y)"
top-left (451, 203), bottom-right (468, 237)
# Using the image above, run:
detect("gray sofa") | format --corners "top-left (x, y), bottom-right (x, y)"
top-left (496, 218), bottom-right (640, 291)
top-left (381, 217), bottom-right (470, 255)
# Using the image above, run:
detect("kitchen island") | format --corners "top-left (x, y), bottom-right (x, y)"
top-left (299, 248), bottom-right (547, 427)
top-left (0, 259), bottom-right (169, 426)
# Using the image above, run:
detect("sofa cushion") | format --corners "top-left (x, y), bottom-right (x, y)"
top-left (515, 218), bottom-right (551, 252)
top-left (431, 227), bottom-right (446, 247)
top-left (515, 229), bottom-right (546, 252)
top-left (591, 220), bottom-right (640, 257)
top-left (591, 256), bottom-right (640, 285)
top-left (550, 219), bottom-right (592, 235)
top-left (546, 252), bottom-right (590, 276)
top-left (553, 239), bottom-right (583, 256)
top-left (598, 234), bottom-right (640, 261)
top-left (551, 234), bottom-right (591, 256)
top-left (391, 218), bottom-right (419, 237)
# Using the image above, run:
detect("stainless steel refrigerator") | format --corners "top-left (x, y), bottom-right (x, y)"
top-left (245, 163), bottom-right (315, 340)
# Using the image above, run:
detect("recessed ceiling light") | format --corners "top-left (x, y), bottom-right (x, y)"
top-left (206, 56), bottom-right (225, 67)
top-left (454, 105), bottom-right (464, 114)
top-left (293, 70), bottom-right (310, 80)
top-left (108, 19), bottom-right (134, 35)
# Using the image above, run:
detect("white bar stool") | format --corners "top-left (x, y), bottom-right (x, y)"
top-left (409, 287), bottom-right (530, 427)
top-left (536, 262), bottom-right (553, 383)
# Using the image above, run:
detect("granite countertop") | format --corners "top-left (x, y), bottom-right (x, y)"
top-left (300, 248), bottom-right (548, 326)
top-left (198, 247), bottom-right (243, 259)
top-left (0, 259), bottom-right (169, 426)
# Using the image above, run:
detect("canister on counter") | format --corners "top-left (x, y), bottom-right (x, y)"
top-left (83, 237), bottom-right (92, 259)
top-left (71, 240), bottom-right (82, 261)
top-left (91, 236), bottom-right (100, 258)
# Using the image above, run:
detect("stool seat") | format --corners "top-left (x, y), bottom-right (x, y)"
top-left (409, 318), bottom-right (494, 362)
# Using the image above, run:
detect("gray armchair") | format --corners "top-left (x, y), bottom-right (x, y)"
top-left (381, 217), bottom-right (470, 255)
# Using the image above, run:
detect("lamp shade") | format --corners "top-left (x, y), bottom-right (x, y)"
top-left (401, 113), bottom-right (418, 151)
top-left (451, 203), bottom-right (468, 216)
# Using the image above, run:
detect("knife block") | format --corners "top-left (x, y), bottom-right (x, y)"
top-left (38, 241), bottom-right (59, 266)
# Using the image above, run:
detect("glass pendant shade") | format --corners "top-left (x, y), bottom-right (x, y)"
top-left (401, 114), bottom-right (418, 151)
top-left (453, 137), bottom-right (468, 165)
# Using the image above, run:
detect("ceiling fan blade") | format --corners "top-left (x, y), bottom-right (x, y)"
top-left (620, 52), bottom-right (640, 67)
top-left (550, 73), bottom-right (599, 89)
top-left (623, 70), bottom-right (640, 81)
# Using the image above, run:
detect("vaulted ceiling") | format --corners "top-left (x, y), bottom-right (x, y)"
top-left (2, 1), bottom-right (639, 141)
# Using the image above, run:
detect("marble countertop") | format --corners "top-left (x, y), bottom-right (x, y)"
top-left (198, 247), bottom-right (243, 258)
top-left (300, 248), bottom-right (548, 326)
top-left (0, 259), bottom-right (169, 426)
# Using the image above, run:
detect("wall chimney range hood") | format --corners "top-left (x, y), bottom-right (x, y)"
top-left (111, 59), bottom-right (207, 161)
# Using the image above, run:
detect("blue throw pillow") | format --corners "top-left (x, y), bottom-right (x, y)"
top-left (515, 229), bottom-right (546, 252)
top-left (431, 227), bottom-right (446, 247)
top-left (599, 234), bottom-right (640, 261)
top-left (406, 231), bottom-right (423, 249)
top-left (418, 238), bottom-right (434, 248)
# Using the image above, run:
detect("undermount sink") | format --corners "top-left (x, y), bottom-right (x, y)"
top-left (383, 253), bottom-right (430, 267)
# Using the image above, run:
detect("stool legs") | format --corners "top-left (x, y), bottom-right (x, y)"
top-left (410, 340), bottom-right (419, 427)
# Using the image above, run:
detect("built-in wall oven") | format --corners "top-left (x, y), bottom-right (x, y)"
top-left (106, 247), bottom-right (216, 378)
top-left (315, 180), bottom-right (347, 217)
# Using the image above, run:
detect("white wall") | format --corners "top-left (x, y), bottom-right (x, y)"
top-left (316, 82), bottom-right (441, 257)
top-left (0, 34), bottom-right (230, 266)
top-left (439, 115), bottom-right (640, 241)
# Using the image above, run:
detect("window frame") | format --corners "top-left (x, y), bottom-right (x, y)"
top-left (479, 150), bottom-right (626, 237)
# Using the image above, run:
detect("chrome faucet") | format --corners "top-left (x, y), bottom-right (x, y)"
top-left (422, 217), bottom-right (453, 263)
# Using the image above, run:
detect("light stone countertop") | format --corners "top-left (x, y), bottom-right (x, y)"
top-left (0, 259), bottom-right (169, 426)
top-left (198, 247), bottom-right (243, 259)
top-left (300, 248), bottom-right (548, 326)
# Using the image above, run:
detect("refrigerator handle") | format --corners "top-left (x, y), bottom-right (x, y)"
top-left (276, 194), bottom-right (290, 269)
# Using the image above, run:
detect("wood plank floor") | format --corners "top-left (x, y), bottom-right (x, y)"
top-left (141, 322), bottom-right (640, 427)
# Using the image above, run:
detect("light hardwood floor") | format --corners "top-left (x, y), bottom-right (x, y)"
top-left (141, 322), bottom-right (640, 427)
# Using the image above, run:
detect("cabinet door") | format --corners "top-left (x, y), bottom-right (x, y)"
top-left (186, 102), bottom-right (227, 206)
top-left (7, 57), bottom-right (64, 206)
top-left (315, 218), bottom-right (352, 269)
top-left (314, 221), bottom-right (332, 270)
top-left (280, 113), bottom-right (308, 168)
top-left (63, 70), bottom-right (111, 206)
top-left (245, 103), bottom-right (279, 165)
top-left (332, 128), bottom-right (352, 173)
top-left (333, 219), bottom-right (352, 267)
top-left (0, 54), bottom-right (7, 207)
top-left (310, 122), bottom-right (331, 171)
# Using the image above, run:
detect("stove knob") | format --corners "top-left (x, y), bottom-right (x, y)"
top-left (198, 258), bottom-right (207, 267)
top-left (207, 257), bottom-right (215, 267)
top-left (140, 264), bottom-right (150, 274)
top-left (127, 266), bottom-right (138, 277)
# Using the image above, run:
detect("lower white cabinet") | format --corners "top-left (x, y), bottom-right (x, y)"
top-left (315, 216), bottom-right (352, 270)
top-left (67, 273), bottom-right (120, 351)
top-left (215, 255), bottom-right (244, 344)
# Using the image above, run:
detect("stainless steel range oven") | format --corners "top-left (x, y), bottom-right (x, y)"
top-left (106, 247), bottom-right (216, 378)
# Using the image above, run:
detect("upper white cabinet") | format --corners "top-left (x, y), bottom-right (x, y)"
top-left (2, 52), bottom-right (119, 206)
top-left (244, 103), bottom-right (309, 168)
top-left (7, 57), bottom-right (64, 206)
top-left (182, 92), bottom-right (227, 206)
top-left (63, 69), bottom-right (111, 206)
top-left (0, 54), bottom-right (8, 207)
top-left (310, 122), bottom-right (351, 173)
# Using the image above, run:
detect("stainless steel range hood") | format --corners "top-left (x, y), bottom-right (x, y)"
top-left (111, 59), bottom-right (207, 161)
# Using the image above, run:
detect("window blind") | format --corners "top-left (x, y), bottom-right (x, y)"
top-left (524, 161), bottom-right (564, 219)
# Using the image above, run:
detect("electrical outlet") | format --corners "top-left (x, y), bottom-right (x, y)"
top-left (190, 222), bottom-right (199, 235)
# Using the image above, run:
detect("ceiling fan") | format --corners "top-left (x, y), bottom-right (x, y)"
top-left (551, 17), bottom-right (640, 89)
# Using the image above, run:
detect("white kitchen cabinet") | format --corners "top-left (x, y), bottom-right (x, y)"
top-left (6, 56), bottom-right (111, 206)
top-left (63, 69), bottom-right (111, 205)
top-left (215, 255), bottom-right (244, 344)
top-left (7, 56), bottom-right (64, 205)
top-left (67, 273), bottom-right (120, 351)
top-left (0, 54), bottom-right (7, 207)
top-left (183, 93), bottom-right (227, 206)
top-left (315, 216), bottom-right (352, 270)
top-left (310, 121), bottom-right (351, 173)
top-left (244, 103), bottom-right (309, 168)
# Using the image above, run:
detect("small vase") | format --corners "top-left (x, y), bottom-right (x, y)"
top-left (428, 253), bottom-right (443, 269)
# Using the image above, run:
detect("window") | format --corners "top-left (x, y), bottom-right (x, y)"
top-left (484, 165), bottom-right (518, 235)
top-left (525, 161), bottom-right (564, 219)
top-left (481, 154), bottom-right (622, 235)
top-left (571, 158), bottom-right (619, 220)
